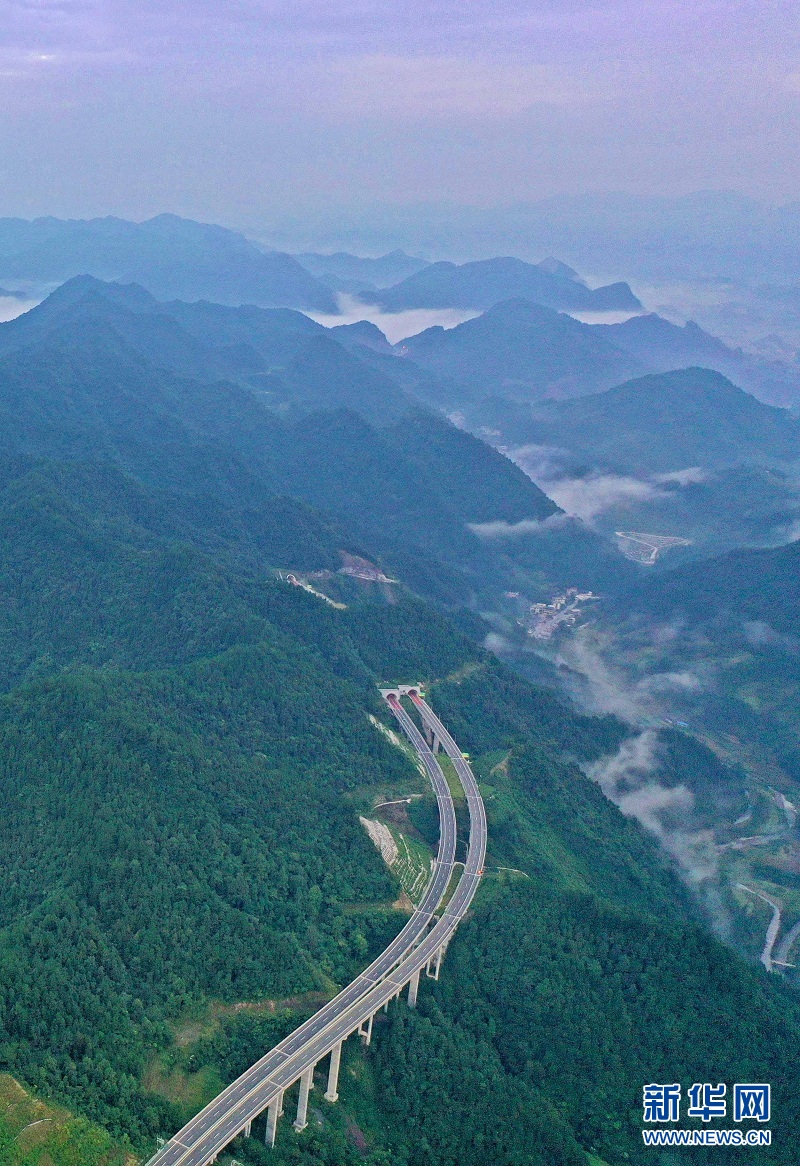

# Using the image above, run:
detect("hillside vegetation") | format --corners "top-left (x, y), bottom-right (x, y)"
top-left (0, 281), bottom-right (798, 1165)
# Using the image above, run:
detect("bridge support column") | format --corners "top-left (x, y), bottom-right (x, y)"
top-left (407, 967), bottom-right (420, 1008)
top-left (294, 1066), bottom-right (314, 1132)
top-left (325, 1042), bottom-right (342, 1102)
top-left (266, 1093), bottom-right (283, 1147)
top-left (427, 946), bottom-right (443, 979)
top-left (358, 1012), bottom-right (374, 1046)
top-left (244, 1119), bottom-right (252, 1137)
top-left (432, 733), bottom-right (441, 754)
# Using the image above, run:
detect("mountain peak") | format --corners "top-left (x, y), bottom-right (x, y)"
top-left (536, 256), bottom-right (584, 282)
top-left (330, 319), bottom-right (393, 352)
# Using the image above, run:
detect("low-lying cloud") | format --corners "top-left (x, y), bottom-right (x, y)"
top-left (0, 296), bottom-right (39, 323)
top-left (507, 445), bottom-right (716, 523)
top-left (543, 472), bottom-right (667, 521)
top-left (480, 595), bottom-right (729, 923)
top-left (653, 466), bottom-right (708, 486)
top-left (552, 625), bottom-right (709, 725)
top-left (468, 513), bottom-right (569, 539)
top-left (306, 293), bottom-right (479, 344)
top-left (584, 730), bottom-right (726, 929)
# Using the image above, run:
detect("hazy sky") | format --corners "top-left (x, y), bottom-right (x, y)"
top-left (2, 1), bottom-right (799, 225)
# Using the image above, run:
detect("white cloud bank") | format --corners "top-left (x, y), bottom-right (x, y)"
top-left (468, 513), bottom-right (569, 539)
top-left (543, 473), bottom-right (667, 521)
top-left (0, 296), bottom-right (38, 323)
top-left (585, 730), bottom-right (721, 895)
top-left (305, 293), bottom-right (478, 344)
top-left (508, 444), bottom-right (711, 522)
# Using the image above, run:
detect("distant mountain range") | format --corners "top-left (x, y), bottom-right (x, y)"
top-left (8, 215), bottom-right (800, 410)
top-left (7, 256), bottom-right (800, 578)
top-left (389, 299), bottom-right (800, 412)
top-left (497, 368), bottom-right (800, 559)
top-left (295, 249), bottom-right (429, 292)
top-left (600, 313), bottom-right (800, 408)
top-left (266, 191), bottom-right (800, 284)
top-left (0, 274), bottom-right (411, 426)
top-left (0, 276), bottom-right (633, 603)
top-left (0, 214), bottom-right (338, 312)
top-left (367, 255), bottom-right (642, 313)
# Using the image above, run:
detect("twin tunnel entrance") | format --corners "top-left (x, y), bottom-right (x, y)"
top-left (379, 684), bottom-right (421, 702)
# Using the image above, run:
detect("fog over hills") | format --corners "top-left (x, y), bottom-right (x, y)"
top-left (0, 276), bottom-right (638, 605)
top-left (271, 192), bottom-right (800, 284)
top-left (8, 0), bottom-right (800, 1155)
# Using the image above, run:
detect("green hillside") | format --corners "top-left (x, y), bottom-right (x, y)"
top-left (0, 289), bottom-right (798, 1166)
top-left (0, 1073), bottom-right (131, 1165)
top-left (523, 367), bottom-right (800, 473)
top-left (0, 286), bottom-right (629, 606)
top-left (398, 298), bottom-right (643, 401)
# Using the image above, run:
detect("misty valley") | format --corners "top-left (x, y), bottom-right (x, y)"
top-left (0, 208), bottom-right (799, 1166)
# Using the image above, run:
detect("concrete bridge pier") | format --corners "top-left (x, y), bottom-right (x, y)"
top-left (243, 1119), bottom-right (252, 1137)
top-left (325, 1041), bottom-right (342, 1102)
top-left (358, 1012), bottom-right (374, 1046)
top-left (422, 724), bottom-right (441, 753)
top-left (294, 1066), bottom-right (315, 1132)
top-left (407, 967), bottom-right (420, 1007)
top-left (265, 1093), bottom-right (283, 1147)
top-left (427, 946), bottom-right (443, 979)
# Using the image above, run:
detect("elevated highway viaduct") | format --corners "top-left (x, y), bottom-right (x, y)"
top-left (146, 691), bottom-right (485, 1166)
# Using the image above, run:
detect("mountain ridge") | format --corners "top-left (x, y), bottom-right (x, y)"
top-left (369, 255), bottom-right (642, 313)
top-left (0, 215), bottom-right (338, 312)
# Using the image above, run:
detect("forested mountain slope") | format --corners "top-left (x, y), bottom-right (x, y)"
top-left (4, 476), bottom-right (800, 1163)
top-left (2, 283), bottom-right (799, 1165)
top-left (180, 642), bottom-right (800, 1166)
top-left (0, 288), bottom-right (630, 603)
top-left (603, 534), bottom-right (800, 833)
top-left (520, 367), bottom-right (800, 473)
top-left (0, 277), bottom-right (410, 424)
top-left (631, 536), bottom-right (800, 634)
top-left (398, 298), bottom-right (645, 403)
